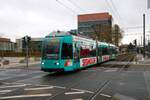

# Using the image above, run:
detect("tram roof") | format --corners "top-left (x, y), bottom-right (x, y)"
top-left (46, 31), bottom-right (70, 37)
top-left (46, 31), bottom-right (117, 48)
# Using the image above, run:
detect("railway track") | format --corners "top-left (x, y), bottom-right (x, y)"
top-left (0, 53), bottom-right (136, 100)
top-left (45, 54), bottom-right (135, 100)
top-left (99, 53), bottom-right (135, 69)
top-left (87, 54), bottom-right (135, 100)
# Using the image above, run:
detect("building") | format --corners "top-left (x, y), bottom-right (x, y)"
top-left (78, 12), bottom-right (113, 42)
top-left (30, 38), bottom-right (43, 53)
top-left (16, 37), bottom-right (43, 53)
top-left (0, 37), bottom-right (15, 52)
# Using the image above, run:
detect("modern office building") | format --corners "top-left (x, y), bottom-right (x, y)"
top-left (78, 12), bottom-right (113, 42)
top-left (0, 37), bottom-right (15, 52)
top-left (16, 38), bottom-right (43, 53)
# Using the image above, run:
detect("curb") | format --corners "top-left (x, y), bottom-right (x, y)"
top-left (0, 62), bottom-right (40, 69)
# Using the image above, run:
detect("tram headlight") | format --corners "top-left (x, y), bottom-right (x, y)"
top-left (42, 62), bottom-right (44, 65)
top-left (56, 62), bottom-right (59, 65)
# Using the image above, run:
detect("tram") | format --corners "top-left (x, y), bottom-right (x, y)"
top-left (41, 31), bottom-right (118, 72)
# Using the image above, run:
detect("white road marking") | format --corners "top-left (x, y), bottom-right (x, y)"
top-left (0, 94), bottom-right (52, 99)
top-left (3, 82), bottom-right (28, 85)
top-left (0, 90), bottom-right (12, 93)
top-left (26, 84), bottom-right (66, 89)
top-left (35, 84), bottom-right (50, 87)
top-left (71, 88), bottom-right (94, 94)
top-left (0, 72), bottom-right (39, 82)
top-left (100, 93), bottom-right (111, 98)
top-left (0, 84), bottom-right (27, 89)
top-left (0, 74), bottom-right (27, 81)
top-left (36, 84), bottom-right (66, 89)
top-left (24, 86), bottom-right (54, 91)
top-left (114, 93), bottom-right (137, 100)
top-left (90, 81), bottom-right (110, 100)
top-left (15, 75), bottom-right (43, 83)
top-left (72, 98), bottom-right (83, 100)
top-left (104, 69), bottom-right (118, 72)
top-left (0, 77), bottom-right (10, 81)
top-left (65, 91), bottom-right (85, 95)
top-left (52, 85), bottom-right (66, 89)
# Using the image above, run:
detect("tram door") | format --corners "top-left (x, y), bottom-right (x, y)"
top-left (73, 42), bottom-right (80, 68)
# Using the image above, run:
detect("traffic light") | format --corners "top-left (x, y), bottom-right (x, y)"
top-left (22, 36), bottom-right (31, 49)
top-left (134, 39), bottom-right (137, 46)
top-left (22, 37), bottom-right (26, 49)
top-left (27, 36), bottom-right (31, 44)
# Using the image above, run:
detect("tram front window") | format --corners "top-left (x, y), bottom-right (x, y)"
top-left (43, 39), bottom-right (60, 60)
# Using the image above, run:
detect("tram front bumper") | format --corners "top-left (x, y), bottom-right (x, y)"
top-left (41, 68), bottom-right (64, 72)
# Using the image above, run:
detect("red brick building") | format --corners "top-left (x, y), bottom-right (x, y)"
top-left (78, 12), bottom-right (112, 42)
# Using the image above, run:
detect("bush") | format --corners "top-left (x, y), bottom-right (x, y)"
top-left (19, 59), bottom-right (26, 63)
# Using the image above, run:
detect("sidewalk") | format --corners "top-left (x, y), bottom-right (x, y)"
top-left (0, 62), bottom-right (40, 68)
top-left (132, 54), bottom-right (150, 65)
top-left (0, 57), bottom-right (41, 69)
top-left (0, 61), bottom-right (40, 69)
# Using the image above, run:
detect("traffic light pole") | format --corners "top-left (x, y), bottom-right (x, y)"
top-left (22, 36), bottom-right (31, 69)
top-left (26, 40), bottom-right (29, 68)
top-left (143, 14), bottom-right (145, 58)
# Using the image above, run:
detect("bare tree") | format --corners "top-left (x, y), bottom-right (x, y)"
top-left (112, 24), bottom-right (123, 46)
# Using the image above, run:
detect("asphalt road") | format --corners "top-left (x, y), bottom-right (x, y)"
top-left (0, 64), bottom-right (150, 100)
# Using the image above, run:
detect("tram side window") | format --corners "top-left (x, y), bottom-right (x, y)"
top-left (80, 46), bottom-right (96, 58)
top-left (98, 47), bottom-right (102, 56)
top-left (102, 47), bottom-right (109, 55)
top-left (114, 49), bottom-right (118, 54)
top-left (61, 43), bottom-right (73, 59)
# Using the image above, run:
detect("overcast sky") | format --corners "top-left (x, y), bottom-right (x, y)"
top-left (0, 0), bottom-right (150, 44)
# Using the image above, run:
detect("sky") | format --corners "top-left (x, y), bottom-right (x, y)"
top-left (0, 0), bottom-right (150, 44)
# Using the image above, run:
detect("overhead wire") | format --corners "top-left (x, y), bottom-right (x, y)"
top-left (65, 0), bottom-right (105, 38)
top-left (124, 26), bottom-right (150, 30)
top-left (57, 0), bottom-right (124, 29)
top-left (109, 0), bottom-right (124, 24)
top-left (105, 0), bottom-right (124, 27)
top-left (66, 0), bottom-right (85, 12)
top-left (55, 0), bottom-right (78, 14)
top-left (56, 0), bottom-right (149, 38)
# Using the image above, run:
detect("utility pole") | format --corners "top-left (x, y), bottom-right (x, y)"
top-left (143, 14), bottom-right (146, 58)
